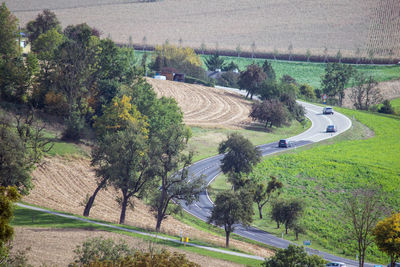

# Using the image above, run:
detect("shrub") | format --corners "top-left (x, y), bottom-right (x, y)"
top-left (71, 236), bottom-right (135, 265)
top-left (378, 100), bottom-right (395, 114)
top-left (44, 91), bottom-right (69, 116)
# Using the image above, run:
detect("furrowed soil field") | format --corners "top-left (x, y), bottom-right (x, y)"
top-left (6, 0), bottom-right (399, 57)
top-left (147, 78), bottom-right (253, 128)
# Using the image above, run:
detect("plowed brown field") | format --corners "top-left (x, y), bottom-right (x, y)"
top-left (7, 0), bottom-right (394, 57)
top-left (147, 78), bottom-right (253, 128)
top-left (20, 156), bottom-right (272, 265)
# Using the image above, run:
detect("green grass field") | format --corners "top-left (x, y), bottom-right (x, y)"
top-left (232, 109), bottom-right (399, 264)
top-left (391, 98), bottom-right (400, 114)
top-left (12, 205), bottom-right (264, 266)
top-left (135, 50), bottom-right (400, 89)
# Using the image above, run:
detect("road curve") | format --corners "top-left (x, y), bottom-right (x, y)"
top-left (180, 98), bottom-right (376, 267)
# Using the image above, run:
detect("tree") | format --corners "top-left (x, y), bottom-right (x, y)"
top-left (218, 133), bottom-right (261, 191)
top-left (0, 186), bottom-right (21, 264)
top-left (292, 221), bottom-right (306, 241)
top-left (344, 187), bottom-right (388, 267)
top-left (208, 190), bottom-right (253, 247)
top-left (323, 47), bottom-right (329, 62)
top-left (252, 176), bottom-right (283, 219)
top-left (0, 3), bottom-right (19, 59)
top-left (271, 199), bottom-right (304, 234)
top-left (299, 84), bottom-right (315, 100)
top-left (288, 43), bottom-right (293, 61)
top-left (373, 213), bottom-right (400, 267)
top-left (0, 111), bottom-right (52, 194)
top-left (378, 100), bottom-right (395, 114)
top-left (26, 9), bottom-right (61, 44)
top-left (91, 118), bottom-right (152, 225)
top-left (149, 98), bottom-right (205, 232)
top-left (251, 41), bottom-right (256, 59)
top-left (200, 42), bottom-right (206, 55)
top-left (321, 62), bottom-right (353, 106)
top-left (350, 73), bottom-right (382, 110)
top-left (204, 53), bottom-right (225, 71)
top-left (249, 99), bottom-right (288, 128)
top-left (263, 244), bottom-right (325, 267)
top-left (236, 44), bottom-right (241, 57)
top-left (238, 64), bottom-right (267, 99)
top-left (258, 79), bottom-right (280, 100)
top-left (280, 74), bottom-right (298, 86)
top-left (223, 61), bottom-right (239, 72)
top-left (336, 49), bottom-right (342, 63)
top-left (262, 60), bottom-right (276, 81)
top-left (306, 49), bottom-right (311, 62)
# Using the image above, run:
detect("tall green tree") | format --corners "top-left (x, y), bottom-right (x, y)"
top-left (204, 53), bottom-right (225, 71)
top-left (263, 244), bottom-right (325, 267)
top-left (0, 3), bottom-right (18, 59)
top-left (25, 9), bottom-right (61, 44)
top-left (249, 99), bottom-right (288, 128)
top-left (252, 176), bottom-right (283, 219)
top-left (321, 62), bottom-right (353, 106)
top-left (238, 64), bottom-right (266, 99)
top-left (91, 119), bottom-right (153, 224)
top-left (208, 190), bottom-right (253, 248)
top-left (262, 60), bottom-right (276, 81)
top-left (149, 97), bottom-right (205, 232)
top-left (0, 111), bottom-right (52, 194)
top-left (218, 133), bottom-right (261, 191)
top-left (271, 199), bottom-right (305, 234)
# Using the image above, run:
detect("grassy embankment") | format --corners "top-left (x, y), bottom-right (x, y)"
top-left (391, 97), bottom-right (400, 114)
top-left (12, 205), bottom-right (264, 266)
top-left (209, 108), bottom-right (400, 264)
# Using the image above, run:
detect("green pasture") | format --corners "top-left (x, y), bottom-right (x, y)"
top-left (391, 97), bottom-right (400, 114)
top-left (12, 206), bottom-right (264, 266)
top-left (200, 55), bottom-right (400, 89)
top-left (236, 109), bottom-right (399, 263)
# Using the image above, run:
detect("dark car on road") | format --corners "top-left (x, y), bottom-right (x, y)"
top-left (278, 139), bottom-right (292, 148)
top-left (326, 125), bottom-right (337, 133)
top-left (323, 107), bottom-right (334, 114)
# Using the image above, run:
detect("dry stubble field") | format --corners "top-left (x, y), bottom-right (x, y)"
top-left (7, 0), bottom-right (393, 57)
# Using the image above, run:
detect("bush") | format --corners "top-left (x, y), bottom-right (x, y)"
top-left (71, 236), bottom-right (135, 265)
top-left (62, 107), bottom-right (85, 141)
top-left (378, 100), bottom-right (395, 114)
top-left (184, 76), bottom-right (213, 87)
top-left (263, 244), bottom-right (325, 267)
top-left (44, 91), bottom-right (69, 116)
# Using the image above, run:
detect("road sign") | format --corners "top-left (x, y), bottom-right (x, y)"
top-left (303, 240), bottom-right (311, 246)
top-left (322, 94), bottom-right (327, 100)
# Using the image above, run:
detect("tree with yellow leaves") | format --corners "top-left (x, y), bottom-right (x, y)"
top-left (373, 213), bottom-right (400, 267)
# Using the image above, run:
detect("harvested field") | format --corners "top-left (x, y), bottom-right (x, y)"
top-left (7, 0), bottom-right (398, 57)
top-left (11, 227), bottom-right (243, 267)
top-left (342, 79), bottom-right (400, 108)
top-left (22, 156), bottom-right (274, 261)
top-left (147, 78), bottom-right (253, 129)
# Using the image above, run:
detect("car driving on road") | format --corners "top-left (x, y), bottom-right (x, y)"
top-left (326, 125), bottom-right (337, 133)
top-left (278, 139), bottom-right (292, 148)
top-left (323, 107), bottom-right (334, 114)
top-left (326, 262), bottom-right (346, 267)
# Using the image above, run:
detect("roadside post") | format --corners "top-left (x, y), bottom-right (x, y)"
top-left (322, 94), bottom-right (327, 104)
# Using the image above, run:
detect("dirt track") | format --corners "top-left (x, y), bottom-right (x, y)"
top-left (147, 78), bottom-right (253, 129)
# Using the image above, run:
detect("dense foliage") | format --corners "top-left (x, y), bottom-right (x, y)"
top-left (263, 244), bottom-right (325, 267)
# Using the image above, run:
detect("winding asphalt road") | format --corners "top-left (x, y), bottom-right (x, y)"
top-left (181, 97), bottom-right (377, 267)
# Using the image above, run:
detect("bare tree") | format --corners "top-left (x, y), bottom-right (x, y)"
top-left (323, 47), bottom-right (329, 62)
top-left (336, 49), bottom-right (342, 63)
top-left (273, 48), bottom-right (278, 60)
top-left (251, 41), bottom-right (256, 59)
top-left (236, 44), bottom-right (241, 58)
top-left (142, 36), bottom-right (147, 51)
top-left (178, 37), bottom-right (183, 47)
top-left (343, 187), bottom-right (389, 267)
top-left (288, 43), bottom-right (293, 61)
top-left (350, 73), bottom-right (382, 110)
top-left (306, 49), bottom-right (311, 62)
top-left (200, 42), bottom-right (206, 55)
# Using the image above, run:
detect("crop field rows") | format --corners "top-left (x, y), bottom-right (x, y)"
top-left (366, 0), bottom-right (400, 57)
top-left (7, 0), bottom-right (398, 57)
